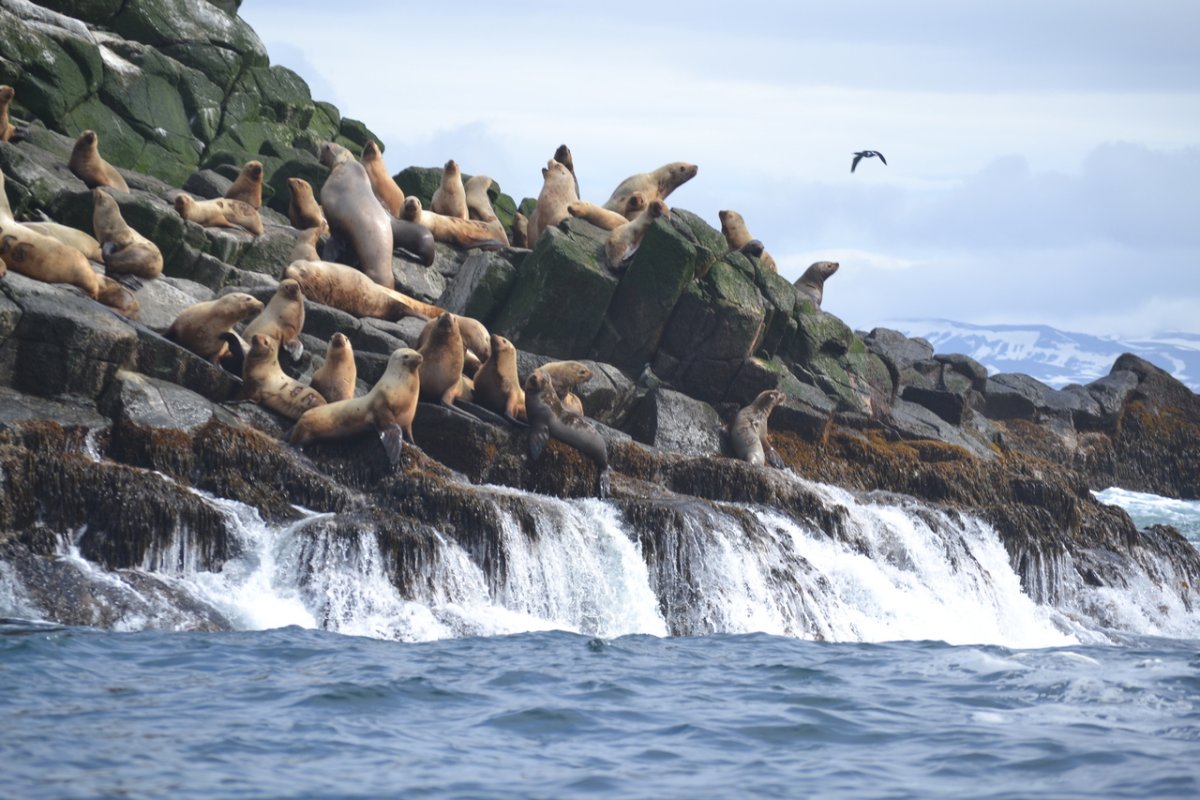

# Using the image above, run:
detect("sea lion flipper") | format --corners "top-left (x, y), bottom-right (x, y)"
top-left (597, 468), bottom-right (611, 500)
top-left (766, 447), bottom-right (785, 470)
top-left (379, 424), bottom-right (404, 465)
top-left (529, 423), bottom-right (550, 461)
top-left (218, 331), bottom-right (247, 376)
top-left (282, 338), bottom-right (304, 362)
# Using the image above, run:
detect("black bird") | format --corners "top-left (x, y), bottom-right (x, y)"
top-left (851, 150), bottom-right (887, 173)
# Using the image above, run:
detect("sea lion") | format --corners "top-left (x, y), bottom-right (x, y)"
top-left (511, 212), bottom-right (529, 248)
top-left (319, 141), bottom-right (394, 289)
top-left (291, 226), bottom-right (322, 262)
top-left (23, 221), bottom-right (103, 262)
top-left (417, 312), bottom-right (465, 407)
top-left (416, 311), bottom-right (490, 374)
top-left (602, 162), bottom-right (697, 218)
top-left (92, 189), bottom-right (163, 280)
top-left (527, 159), bottom-right (578, 244)
top-left (553, 144), bottom-right (580, 198)
top-left (606, 200), bottom-right (669, 270)
top-left (98, 275), bottom-right (140, 319)
top-left (174, 194), bottom-right (264, 235)
top-left (730, 389), bottom-right (786, 468)
top-left (0, 85), bottom-right (17, 143)
top-left (539, 360), bottom-right (592, 414)
top-left (310, 332), bottom-right (357, 403)
top-left (524, 368), bottom-right (610, 498)
top-left (288, 347), bottom-right (424, 465)
top-left (164, 292), bottom-right (264, 364)
top-left (431, 159), bottom-right (468, 219)
top-left (719, 209), bottom-right (777, 272)
top-left (389, 216), bottom-right (437, 266)
top-left (244, 278), bottom-right (306, 360)
top-left (240, 333), bottom-right (327, 420)
top-left (0, 169), bottom-right (94, 293)
top-left (224, 160), bottom-right (264, 209)
top-left (566, 200), bottom-right (628, 232)
top-left (473, 334), bottom-right (524, 421)
top-left (284, 259), bottom-right (443, 321)
top-left (360, 140), bottom-right (405, 217)
top-left (794, 261), bottom-right (840, 309)
top-left (287, 177), bottom-right (329, 234)
top-left (464, 175), bottom-right (510, 246)
top-left (68, 130), bottom-right (129, 192)
top-left (400, 197), bottom-right (505, 250)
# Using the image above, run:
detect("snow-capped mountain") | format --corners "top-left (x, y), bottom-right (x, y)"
top-left (879, 319), bottom-right (1200, 391)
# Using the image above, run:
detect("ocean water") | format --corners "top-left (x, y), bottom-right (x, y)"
top-left (1, 483), bottom-right (1198, 799)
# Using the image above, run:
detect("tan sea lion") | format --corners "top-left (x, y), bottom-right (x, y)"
top-left (511, 212), bottom-right (529, 248)
top-left (241, 333), bottom-right (327, 420)
top-left (68, 130), bottom-right (129, 192)
top-left (473, 334), bottom-right (524, 421)
top-left (417, 312), bottom-right (465, 408)
top-left (464, 175), bottom-right (510, 246)
top-left (539, 360), bottom-right (593, 396)
top-left (174, 194), bottom-right (264, 235)
top-left (417, 311), bottom-right (490, 375)
top-left (602, 162), bottom-right (697, 217)
top-left (525, 369), bottom-right (610, 498)
top-left (360, 140), bottom-right (404, 217)
top-left (0, 169), bottom-right (94, 293)
top-left (719, 209), bottom-right (777, 272)
top-left (287, 177), bottom-right (329, 234)
top-left (730, 389), bottom-right (786, 467)
top-left (288, 347), bottom-right (424, 465)
top-left (527, 159), bottom-right (578, 244)
top-left (553, 144), bottom-right (580, 198)
top-left (400, 197), bottom-right (505, 250)
top-left (319, 141), bottom-right (394, 289)
top-left (284, 259), bottom-right (443, 321)
top-left (165, 292), bottom-right (264, 364)
top-left (23, 222), bottom-right (103, 262)
top-left (794, 261), bottom-right (840, 309)
top-left (291, 226), bottom-right (322, 262)
top-left (431, 159), bottom-right (468, 219)
top-left (310, 332), bottom-right (357, 403)
top-left (92, 189), bottom-right (163, 279)
top-left (224, 160), bottom-right (264, 209)
top-left (606, 200), bottom-right (669, 270)
top-left (98, 276), bottom-right (140, 319)
top-left (566, 200), bottom-right (628, 232)
top-left (0, 85), bottom-right (16, 143)
top-left (244, 278), bottom-right (306, 360)
top-left (561, 392), bottom-right (585, 416)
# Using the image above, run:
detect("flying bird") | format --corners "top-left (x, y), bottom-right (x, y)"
top-left (851, 150), bottom-right (887, 173)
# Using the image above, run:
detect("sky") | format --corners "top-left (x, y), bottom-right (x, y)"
top-left (240, 1), bottom-right (1200, 338)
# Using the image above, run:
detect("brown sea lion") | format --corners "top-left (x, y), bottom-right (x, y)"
top-left (0, 85), bottom-right (17, 143)
top-left (287, 177), bottom-right (329, 234)
top-left (244, 278), bottom-right (306, 360)
top-left (606, 200), bottom-right (669, 270)
top-left (566, 200), bottom-right (627, 232)
top-left (360, 140), bottom-right (405, 217)
top-left (417, 312), bottom-right (465, 407)
top-left (22, 221), bottom-right (103, 262)
top-left (288, 347), bottom-right (424, 465)
top-left (730, 389), bottom-right (786, 467)
top-left (310, 332), bottom-right (357, 403)
top-left (319, 141), bottom-right (394, 289)
top-left (224, 160), bottom-right (264, 209)
top-left (431, 159), bottom-right (468, 219)
top-left (719, 209), bottom-right (777, 272)
top-left (165, 292), bottom-right (264, 363)
top-left (473, 334), bottom-right (525, 421)
top-left (68, 130), bottom-right (129, 192)
top-left (291, 227), bottom-right (322, 262)
top-left (527, 159), bottom-right (578, 244)
top-left (511, 212), bottom-right (529, 248)
top-left (525, 369), bottom-right (610, 498)
top-left (174, 194), bottom-right (264, 235)
top-left (464, 175), bottom-right (510, 246)
top-left (417, 311), bottom-right (490, 377)
top-left (0, 169), bottom-right (93, 293)
top-left (92, 189), bottom-right (163, 280)
top-left (538, 360), bottom-right (593, 396)
top-left (98, 275), bottom-right (140, 319)
top-left (284, 259), bottom-right (443, 321)
top-left (400, 197), bottom-right (505, 250)
top-left (553, 144), bottom-right (580, 198)
top-left (794, 261), bottom-right (840, 309)
top-left (602, 162), bottom-right (697, 218)
top-left (240, 333), bottom-right (327, 419)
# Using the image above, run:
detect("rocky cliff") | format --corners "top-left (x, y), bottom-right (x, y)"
top-left (1, 0), bottom-right (1198, 631)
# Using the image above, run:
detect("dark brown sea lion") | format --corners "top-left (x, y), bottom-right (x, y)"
top-left (92, 189), bottom-right (163, 280)
top-left (68, 130), bottom-right (129, 192)
top-left (525, 368), bottom-right (610, 498)
top-left (225, 160), bottom-right (264, 209)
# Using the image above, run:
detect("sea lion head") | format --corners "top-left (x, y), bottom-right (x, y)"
top-left (222, 291), bottom-right (265, 317)
top-left (0, 86), bottom-right (14, 104)
top-left (444, 159), bottom-right (459, 175)
top-left (525, 369), bottom-right (551, 396)
top-left (739, 239), bottom-right (765, 258)
top-left (328, 332), bottom-right (350, 352)
top-left (543, 160), bottom-right (570, 181)
top-left (400, 196), bottom-right (422, 221)
top-left (287, 177), bottom-right (311, 197)
top-left (76, 130), bottom-right (97, 149)
top-left (173, 194), bottom-right (193, 214)
top-left (553, 144), bottom-right (573, 167)
top-left (389, 347), bottom-right (423, 374)
top-left (490, 334), bottom-right (513, 355)
top-left (718, 209), bottom-right (742, 232)
top-left (283, 260), bottom-right (313, 285)
top-left (244, 160), bottom-right (263, 180)
top-left (363, 140), bottom-right (382, 161)
top-left (805, 261), bottom-right (840, 284)
top-left (671, 162), bottom-right (699, 182)
top-left (248, 333), bottom-right (278, 362)
top-left (319, 141), bottom-right (353, 168)
top-left (434, 311), bottom-right (457, 336)
top-left (754, 389), bottom-right (786, 413)
top-left (278, 278), bottom-right (303, 301)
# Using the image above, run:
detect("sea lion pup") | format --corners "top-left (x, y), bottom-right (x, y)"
top-left (473, 334), bottom-right (525, 422)
top-left (606, 200), bottom-right (669, 270)
top-left (553, 144), bottom-right (580, 197)
top-left (730, 389), bottom-right (786, 468)
top-left (319, 140), bottom-right (395, 289)
top-left (794, 260), bottom-right (840, 309)
top-left (165, 292), bottom-right (264, 363)
top-left (0, 85), bottom-right (17, 143)
top-left (240, 333), bottom-right (327, 420)
top-left (360, 140), bottom-right (405, 217)
top-left (511, 212), bottom-right (529, 248)
top-left (288, 347), bottom-right (423, 464)
top-left (244, 278), bottom-right (306, 360)
top-left (92, 189), bottom-right (163, 280)
top-left (464, 175), bottom-right (511, 246)
top-left (174, 194), bottom-right (264, 236)
top-left (22, 222), bottom-right (103, 262)
top-left (224, 160), bottom-right (264, 209)
top-left (68, 130), bottom-right (129, 192)
top-left (284, 259), bottom-right (444, 321)
top-left (310, 332), bottom-right (357, 403)
top-left (540, 359), bottom-right (592, 415)
top-left (417, 312), bottom-right (466, 408)
top-left (602, 162), bottom-right (697, 218)
top-left (527, 159), bottom-right (578, 244)
top-left (525, 368), bottom-right (610, 498)
top-left (287, 178), bottom-right (329, 234)
top-left (400, 197), bottom-right (505, 250)
top-left (719, 209), bottom-right (777, 272)
top-left (431, 159), bottom-right (468, 219)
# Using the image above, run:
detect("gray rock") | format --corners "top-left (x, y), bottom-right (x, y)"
top-left (864, 327), bottom-right (934, 370)
top-left (1083, 370), bottom-right (1139, 427)
top-left (99, 368), bottom-right (227, 430)
top-left (393, 256), bottom-right (445, 304)
top-left (982, 373), bottom-right (1045, 420)
top-left (132, 275), bottom-right (213, 332)
top-left (626, 387), bottom-right (725, 458)
top-left (182, 168), bottom-right (232, 199)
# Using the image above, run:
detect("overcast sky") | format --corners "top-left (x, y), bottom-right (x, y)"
top-left (240, 1), bottom-right (1199, 338)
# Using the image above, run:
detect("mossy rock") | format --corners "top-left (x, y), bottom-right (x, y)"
top-left (248, 65), bottom-right (313, 127)
top-left (0, 16), bottom-right (96, 127)
top-left (336, 117), bottom-right (373, 152)
top-left (159, 42), bottom-right (243, 93)
top-left (790, 305), bottom-right (856, 366)
top-left (438, 252), bottom-right (517, 324)
top-left (30, 0), bottom-right (123, 24)
top-left (263, 156), bottom-right (328, 217)
top-left (395, 166), bottom-right (441, 207)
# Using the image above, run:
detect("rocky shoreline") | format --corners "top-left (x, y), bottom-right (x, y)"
top-left (1, 0), bottom-right (1198, 630)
